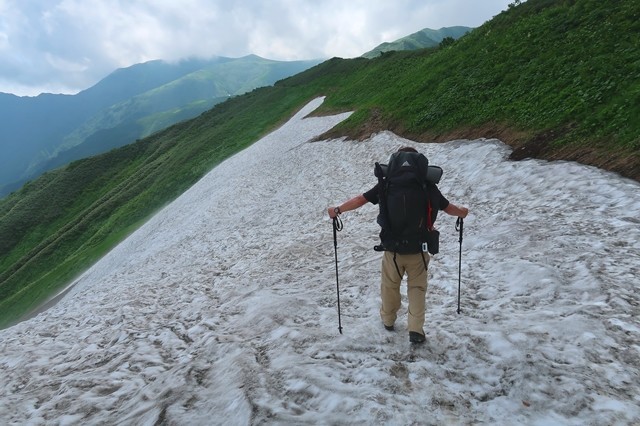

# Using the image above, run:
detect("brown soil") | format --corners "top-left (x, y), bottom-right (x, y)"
top-left (317, 115), bottom-right (640, 183)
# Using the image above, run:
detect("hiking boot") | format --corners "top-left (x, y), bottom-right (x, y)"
top-left (384, 324), bottom-right (395, 331)
top-left (409, 331), bottom-right (426, 344)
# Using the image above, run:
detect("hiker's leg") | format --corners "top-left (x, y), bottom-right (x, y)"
top-left (405, 253), bottom-right (429, 334)
top-left (380, 251), bottom-right (403, 327)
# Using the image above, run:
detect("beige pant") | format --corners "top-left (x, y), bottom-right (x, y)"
top-left (380, 251), bottom-right (429, 334)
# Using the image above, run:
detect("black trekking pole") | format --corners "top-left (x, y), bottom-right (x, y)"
top-left (332, 215), bottom-right (344, 334)
top-left (455, 217), bottom-right (464, 314)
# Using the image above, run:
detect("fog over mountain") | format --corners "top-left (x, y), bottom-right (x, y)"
top-left (0, 0), bottom-right (513, 96)
top-left (0, 55), bottom-right (322, 196)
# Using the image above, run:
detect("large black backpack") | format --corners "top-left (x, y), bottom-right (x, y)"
top-left (374, 151), bottom-right (443, 255)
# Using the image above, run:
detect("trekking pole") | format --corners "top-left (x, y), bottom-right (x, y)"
top-left (455, 217), bottom-right (464, 314)
top-left (332, 215), bottom-right (344, 334)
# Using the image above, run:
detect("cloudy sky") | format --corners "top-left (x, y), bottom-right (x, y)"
top-left (0, 0), bottom-right (513, 96)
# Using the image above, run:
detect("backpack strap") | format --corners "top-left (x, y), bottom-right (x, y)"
top-left (374, 161), bottom-right (391, 242)
top-left (420, 250), bottom-right (429, 271)
top-left (393, 252), bottom-right (402, 279)
top-left (391, 243), bottom-right (429, 280)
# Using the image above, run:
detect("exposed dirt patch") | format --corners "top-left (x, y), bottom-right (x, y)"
top-left (315, 112), bottom-right (640, 183)
top-left (311, 107), bottom-right (389, 142)
top-left (542, 143), bottom-right (640, 182)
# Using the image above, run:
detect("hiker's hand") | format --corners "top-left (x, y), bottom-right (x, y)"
top-left (444, 203), bottom-right (468, 218)
top-left (328, 207), bottom-right (339, 218)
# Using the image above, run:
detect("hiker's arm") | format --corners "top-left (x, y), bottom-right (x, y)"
top-left (328, 195), bottom-right (368, 218)
top-left (444, 203), bottom-right (469, 218)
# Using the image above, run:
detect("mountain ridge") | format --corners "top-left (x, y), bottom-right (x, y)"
top-left (361, 26), bottom-right (473, 58)
top-left (0, 55), bottom-right (323, 196)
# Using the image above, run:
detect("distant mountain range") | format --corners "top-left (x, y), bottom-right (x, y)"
top-left (361, 26), bottom-right (472, 58)
top-left (0, 26), bottom-right (473, 198)
top-left (0, 55), bottom-right (322, 196)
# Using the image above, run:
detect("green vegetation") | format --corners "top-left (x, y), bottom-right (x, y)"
top-left (0, 87), bottom-right (318, 327)
top-left (1, 0), bottom-right (638, 327)
top-left (361, 26), bottom-right (472, 59)
top-left (305, 0), bottom-right (639, 152)
top-left (0, 56), bottom-right (322, 197)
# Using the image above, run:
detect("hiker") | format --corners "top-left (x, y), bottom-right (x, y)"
top-left (327, 147), bottom-right (468, 344)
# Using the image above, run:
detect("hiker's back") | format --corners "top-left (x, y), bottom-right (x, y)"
top-left (375, 150), bottom-right (436, 254)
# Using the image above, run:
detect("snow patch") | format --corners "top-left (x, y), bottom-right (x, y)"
top-left (1, 98), bottom-right (639, 425)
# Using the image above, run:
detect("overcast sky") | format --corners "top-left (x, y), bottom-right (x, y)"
top-left (0, 0), bottom-right (514, 96)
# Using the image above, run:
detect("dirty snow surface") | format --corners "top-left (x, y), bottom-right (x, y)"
top-left (1, 98), bottom-right (639, 425)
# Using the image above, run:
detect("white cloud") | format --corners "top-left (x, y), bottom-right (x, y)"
top-left (0, 32), bottom-right (8, 50)
top-left (0, 0), bottom-right (514, 95)
top-left (45, 53), bottom-right (90, 73)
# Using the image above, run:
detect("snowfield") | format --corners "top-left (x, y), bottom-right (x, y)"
top-left (1, 98), bottom-right (639, 425)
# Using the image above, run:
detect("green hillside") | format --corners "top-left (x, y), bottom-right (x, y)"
top-left (361, 26), bottom-right (472, 59)
top-left (1, 0), bottom-right (638, 328)
top-left (60, 55), bottom-right (322, 149)
top-left (313, 0), bottom-right (639, 170)
top-left (0, 56), bottom-right (322, 197)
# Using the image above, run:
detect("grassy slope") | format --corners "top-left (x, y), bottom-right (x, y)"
top-left (0, 57), bottom-right (322, 199)
top-left (312, 0), bottom-right (639, 159)
top-left (361, 26), bottom-right (472, 59)
top-left (1, 0), bottom-right (638, 327)
top-left (0, 87), bottom-right (318, 327)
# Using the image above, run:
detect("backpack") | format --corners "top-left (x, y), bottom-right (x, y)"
top-left (374, 151), bottom-right (443, 255)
